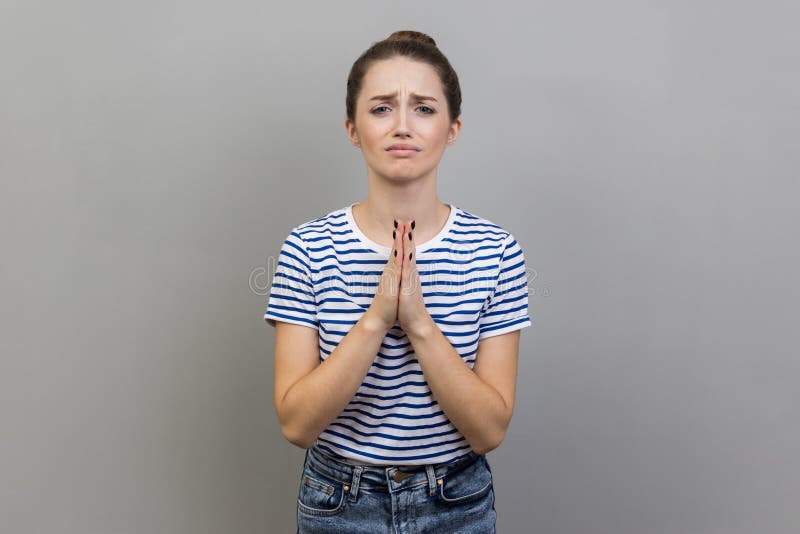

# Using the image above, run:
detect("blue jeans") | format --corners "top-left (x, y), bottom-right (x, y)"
top-left (296, 442), bottom-right (497, 533)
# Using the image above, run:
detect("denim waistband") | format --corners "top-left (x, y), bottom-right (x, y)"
top-left (304, 442), bottom-right (482, 499)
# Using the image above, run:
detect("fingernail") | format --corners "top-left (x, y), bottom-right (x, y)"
top-left (409, 232), bottom-right (412, 240)
top-left (394, 249), bottom-right (397, 256)
top-left (411, 220), bottom-right (415, 230)
top-left (393, 230), bottom-right (396, 239)
top-left (393, 219), bottom-right (398, 229)
top-left (409, 252), bottom-right (412, 260)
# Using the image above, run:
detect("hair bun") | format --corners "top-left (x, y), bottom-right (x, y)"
top-left (386, 30), bottom-right (437, 47)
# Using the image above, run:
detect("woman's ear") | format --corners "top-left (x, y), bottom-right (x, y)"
top-left (446, 117), bottom-right (462, 145)
top-left (345, 118), bottom-right (360, 147)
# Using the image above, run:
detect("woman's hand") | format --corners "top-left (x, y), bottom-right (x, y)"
top-left (366, 219), bottom-right (405, 331)
top-left (398, 219), bottom-right (433, 335)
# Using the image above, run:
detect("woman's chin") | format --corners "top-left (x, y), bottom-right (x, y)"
top-left (376, 166), bottom-right (434, 182)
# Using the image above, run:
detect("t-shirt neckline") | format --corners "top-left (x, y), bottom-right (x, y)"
top-left (344, 202), bottom-right (458, 255)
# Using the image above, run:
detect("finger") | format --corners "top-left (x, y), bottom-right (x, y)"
top-left (407, 219), bottom-right (415, 264)
top-left (401, 219), bottom-right (414, 283)
top-left (403, 219), bottom-right (416, 263)
top-left (392, 219), bottom-right (402, 268)
top-left (396, 220), bottom-right (406, 268)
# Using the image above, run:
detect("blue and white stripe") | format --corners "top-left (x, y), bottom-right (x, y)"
top-left (265, 203), bottom-right (532, 465)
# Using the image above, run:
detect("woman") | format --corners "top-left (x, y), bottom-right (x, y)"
top-left (264, 30), bottom-right (532, 533)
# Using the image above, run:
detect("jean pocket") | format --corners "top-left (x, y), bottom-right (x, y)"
top-left (297, 467), bottom-right (347, 517)
top-left (436, 455), bottom-right (494, 506)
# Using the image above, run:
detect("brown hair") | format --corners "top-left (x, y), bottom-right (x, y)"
top-left (346, 30), bottom-right (462, 124)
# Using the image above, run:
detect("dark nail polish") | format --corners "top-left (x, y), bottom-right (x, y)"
top-left (411, 220), bottom-right (415, 230)
top-left (394, 249), bottom-right (397, 256)
top-left (409, 232), bottom-right (412, 240)
top-left (409, 252), bottom-right (412, 260)
top-left (393, 230), bottom-right (396, 239)
top-left (393, 219), bottom-right (398, 229)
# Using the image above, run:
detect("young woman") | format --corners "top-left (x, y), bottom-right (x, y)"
top-left (264, 30), bottom-right (532, 533)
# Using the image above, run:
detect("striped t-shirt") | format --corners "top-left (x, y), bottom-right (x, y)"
top-left (264, 202), bottom-right (532, 465)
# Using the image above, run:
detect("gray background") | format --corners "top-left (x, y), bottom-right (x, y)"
top-left (2, 1), bottom-right (798, 533)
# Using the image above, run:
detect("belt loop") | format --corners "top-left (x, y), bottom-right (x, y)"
top-left (426, 464), bottom-right (438, 496)
top-left (348, 465), bottom-right (364, 502)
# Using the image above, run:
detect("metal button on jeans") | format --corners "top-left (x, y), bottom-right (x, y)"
top-left (393, 470), bottom-right (413, 482)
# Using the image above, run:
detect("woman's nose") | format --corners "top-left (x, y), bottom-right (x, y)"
top-left (394, 106), bottom-right (412, 135)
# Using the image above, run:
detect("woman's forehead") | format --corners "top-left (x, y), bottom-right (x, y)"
top-left (361, 58), bottom-right (443, 98)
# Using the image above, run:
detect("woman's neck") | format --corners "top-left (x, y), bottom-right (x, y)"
top-left (352, 196), bottom-right (450, 249)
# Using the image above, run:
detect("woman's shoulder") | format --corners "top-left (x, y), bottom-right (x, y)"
top-left (453, 204), bottom-right (514, 241)
top-left (286, 204), bottom-right (351, 238)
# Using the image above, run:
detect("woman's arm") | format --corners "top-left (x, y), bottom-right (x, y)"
top-left (276, 309), bottom-right (391, 448)
top-left (404, 317), bottom-right (518, 455)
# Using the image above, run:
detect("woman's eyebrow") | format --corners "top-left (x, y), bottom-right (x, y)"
top-left (368, 92), bottom-right (438, 103)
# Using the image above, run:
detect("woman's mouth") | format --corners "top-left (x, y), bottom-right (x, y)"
top-left (386, 144), bottom-right (421, 157)
top-left (387, 149), bottom-right (419, 157)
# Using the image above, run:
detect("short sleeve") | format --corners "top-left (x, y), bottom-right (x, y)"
top-left (478, 232), bottom-right (532, 339)
top-left (263, 229), bottom-right (318, 330)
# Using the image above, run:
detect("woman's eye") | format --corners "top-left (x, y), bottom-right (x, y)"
top-left (371, 105), bottom-right (435, 115)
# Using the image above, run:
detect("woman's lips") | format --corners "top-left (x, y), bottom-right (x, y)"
top-left (387, 149), bottom-right (419, 157)
top-left (387, 144), bottom-right (421, 157)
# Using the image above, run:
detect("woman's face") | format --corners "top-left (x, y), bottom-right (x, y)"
top-left (345, 56), bottom-right (461, 182)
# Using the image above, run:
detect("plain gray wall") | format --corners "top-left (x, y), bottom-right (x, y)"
top-left (2, 1), bottom-right (798, 533)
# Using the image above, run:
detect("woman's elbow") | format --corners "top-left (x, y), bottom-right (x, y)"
top-left (473, 428), bottom-right (507, 455)
top-left (280, 423), bottom-right (315, 449)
